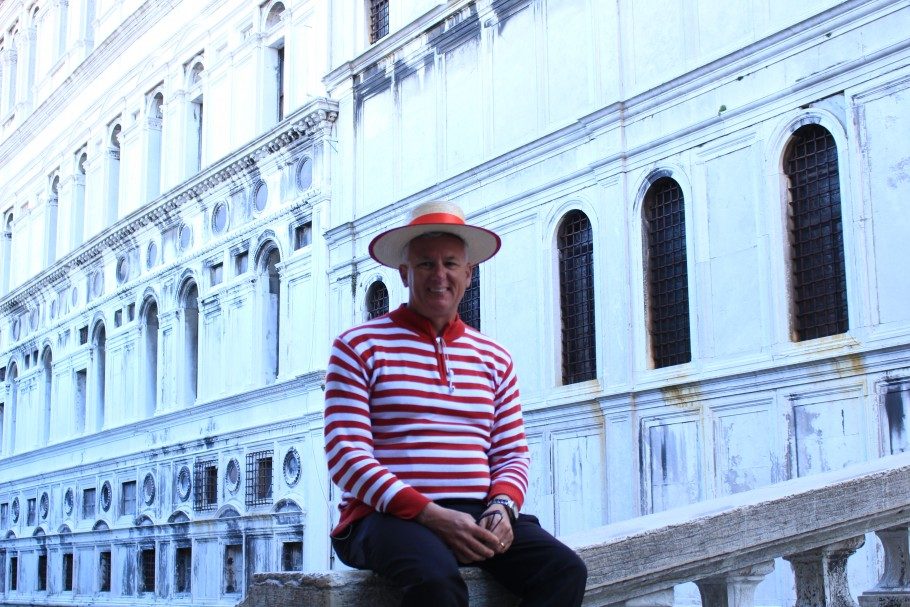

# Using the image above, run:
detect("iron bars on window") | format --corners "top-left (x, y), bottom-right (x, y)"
top-left (558, 210), bottom-right (596, 384)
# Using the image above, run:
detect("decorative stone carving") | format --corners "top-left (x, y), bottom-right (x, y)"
top-left (39, 491), bottom-right (49, 520)
top-left (785, 536), bottom-right (865, 607)
top-left (63, 487), bottom-right (74, 516)
top-left (177, 466), bottom-right (192, 502)
top-left (11, 496), bottom-right (20, 523)
top-left (695, 561), bottom-right (775, 607)
top-left (100, 481), bottom-right (112, 512)
top-left (226, 458), bottom-right (241, 494)
top-left (283, 448), bottom-right (300, 487)
top-left (143, 472), bottom-right (156, 505)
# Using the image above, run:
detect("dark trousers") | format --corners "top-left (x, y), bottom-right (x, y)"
top-left (332, 500), bottom-right (587, 607)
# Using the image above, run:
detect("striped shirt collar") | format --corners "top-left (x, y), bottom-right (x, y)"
top-left (389, 304), bottom-right (466, 341)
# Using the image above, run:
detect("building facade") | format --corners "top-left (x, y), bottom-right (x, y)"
top-left (1, 0), bottom-right (910, 604)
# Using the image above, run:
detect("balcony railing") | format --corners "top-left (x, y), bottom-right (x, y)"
top-left (239, 452), bottom-right (910, 607)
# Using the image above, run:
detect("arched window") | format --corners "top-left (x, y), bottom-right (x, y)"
top-left (557, 210), bottom-right (596, 384)
top-left (186, 60), bottom-right (205, 175)
top-left (142, 300), bottom-right (159, 416)
top-left (41, 347), bottom-right (53, 445)
top-left (181, 283), bottom-right (199, 405)
top-left (644, 177), bottom-right (691, 368)
top-left (46, 174), bottom-right (60, 265)
top-left (458, 266), bottom-right (480, 330)
top-left (784, 124), bottom-right (848, 341)
top-left (259, 248), bottom-right (281, 382)
top-left (106, 123), bottom-right (121, 226)
top-left (5, 362), bottom-right (18, 454)
top-left (92, 324), bottom-right (106, 431)
top-left (1, 212), bottom-right (12, 295)
top-left (146, 92), bottom-right (164, 201)
top-left (71, 150), bottom-right (87, 248)
top-left (366, 281), bottom-right (388, 320)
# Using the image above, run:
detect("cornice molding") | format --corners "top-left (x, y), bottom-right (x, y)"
top-left (0, 98), bottom-right (338, 315)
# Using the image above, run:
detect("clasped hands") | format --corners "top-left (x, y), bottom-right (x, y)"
top-left (415, 501), bottom-right (514, 563)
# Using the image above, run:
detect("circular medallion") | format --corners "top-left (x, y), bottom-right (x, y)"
top-left (143, 473), bottom-right (156, 506)
top-left (64, 488), bottom-right (74, 516)
top-left (283, 448), bottom-right (301, 487)
top-left (212, 202), bottom-right (228, 234)
top-left (177, 466), bottom-right (191, 502)
top-left (71, 286), bottom-right (79, 307)
top-left (296, 157), bottom-right (313, 191)
top-left (225, 458), bottom-right (241, 495)
top-left (50, 299), bottom-right (58, 320)
top-left (39, 492), bottom-right (49, 520)
top-left (29, 309), bottom-right (39, 332)
top-left (253, 181), bottom-right (268, 212)
top-left (11, 497), bottom-right (20, 523)
top-left (178, 224), bottom-right (192, 252)
top-left (92, 272), bottom-right (104, 298)
top-left (146, 241), bottom-right (158, 269)
top-left (100, 481), bottom-right (112, 512)
top-left (116, 257), bottom-right (129, 284)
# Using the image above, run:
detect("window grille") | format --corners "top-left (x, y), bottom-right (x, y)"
top-left (139, 547), bottom-right (155, 592)
top-left (9, 556), bottom-right (17, 591)
top-left (1, 502), bottom-right (7, 528)
top-left (369, 0), bottom-right (389, 43)
top-left (62, 553), bottom-right (74, 591)
top-left (557, 210), bottom-right (596, 384)
top-left (246, 450), bottom-right (273, 507)
top-left (785, 124), bottom-right (848, 341)
top-left (99, 551), bottom-right (112, 592)
top-left (458, 266), bottom-right (481, 330)
top-left (366, 282), bottom-right (389, 320)
top-left (193, 460), bottom-right (218, 511)
top-left (175, 546), bottom-right (192, 593)
top-left (282, 541), bottom-right (303, 571)
top-left (37, 554), bottom-right (47, 590)
top-left (644, 177), bottom-right (692, 368)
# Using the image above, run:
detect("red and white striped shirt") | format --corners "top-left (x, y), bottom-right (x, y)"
top-left (324, 304), bottom-right (530, 535)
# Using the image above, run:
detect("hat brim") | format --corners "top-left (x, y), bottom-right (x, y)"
top-left (369, 223), bottom-right (501, 268)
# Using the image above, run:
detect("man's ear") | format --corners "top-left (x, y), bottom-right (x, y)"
top-left (399, 264), bottom-right (409, 286)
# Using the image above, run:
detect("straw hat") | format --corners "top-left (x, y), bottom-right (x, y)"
top-left (369, 201), bottom-right (501, 268)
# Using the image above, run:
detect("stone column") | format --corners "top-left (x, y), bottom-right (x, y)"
top-left (785, 536), bottom-right (865, 607)
top-left (859, 526), bottom-right (910, 607)
top-left (695, 561), bottom-right (775, 607)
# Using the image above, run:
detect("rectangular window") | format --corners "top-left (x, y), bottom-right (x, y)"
top-left (223, 544), bottom-right (243, 594)
top-left (139, 547), bottom-right (156, 593)
top-left (294, 222), bottom-right (312, 250)
top-left (246, 450), bottom-right (273, 506)
top-left (26, 498), bottom-right (36, 526)
top-left (277, 45), bottom-right (285, 121)
top-left (114, 309), bottom-right (123, 327)
top-left (210, 262), bottom-right (223, 286)
top-left (234, 251), bottom-right (249, 275)
top-left (175, 546), bottom-right (192, 593)
top-left (82, 488), bottom-right (96, 519)
top-left (194, 460), bottom-right (218, 511)
top-left (1, 502), bottom-right (8, 528)
top-left (62, 553), bottom-right (74, 591)
top-left (369, 0), bottom-right (389, 43)
top-left (281, 542), bottom-right (302, 571)
top-left (121, 481), bottom-right (137, 516)
top-left (37, 553), bottom-right (47, 590)
top-left (79, 326), bottom-right (88, 344)
top-left (99, 551), bottom-right (112, 592)
top-left (74, 369), bottom-right (87, 433)
top-left (9, 556), bottom-right (17, 591)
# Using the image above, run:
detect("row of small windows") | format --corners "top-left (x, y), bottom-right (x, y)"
top-left (357, 124), bottom-right (849, 385)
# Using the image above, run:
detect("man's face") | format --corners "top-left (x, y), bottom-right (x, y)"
top-left (399, 233), bottom-right (473, 330)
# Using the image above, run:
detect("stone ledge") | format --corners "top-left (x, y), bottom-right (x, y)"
top-left (238, 568), bottom-right (518, 607)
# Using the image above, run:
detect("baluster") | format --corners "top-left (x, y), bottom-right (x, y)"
top-left (784, 536), bottom-right (865, 607)
top-left (695, 561), bottom-right (775, 607)
top-left (859, 525), bottom-right (910, 606)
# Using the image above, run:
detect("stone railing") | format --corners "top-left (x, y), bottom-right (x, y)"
top-left (240, 453), bottom-right (910, 607)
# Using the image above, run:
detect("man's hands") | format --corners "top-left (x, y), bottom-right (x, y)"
top-left (415, 502), bottom-right (513, 563)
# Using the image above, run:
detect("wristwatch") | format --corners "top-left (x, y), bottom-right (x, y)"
top-left (488, 497), bottom-right (519, 522)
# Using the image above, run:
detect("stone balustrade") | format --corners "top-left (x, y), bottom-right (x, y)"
top-left (239, 453), bottom-right (910, 607)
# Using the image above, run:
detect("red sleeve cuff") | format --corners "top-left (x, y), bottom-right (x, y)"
top-left (487, 483), bottom-right (525, 510)
top-left (386, 486), bottom-right (431, 519)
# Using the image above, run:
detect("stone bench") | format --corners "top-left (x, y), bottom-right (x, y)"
top-left (241, 453), bottom-right (910, 607)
